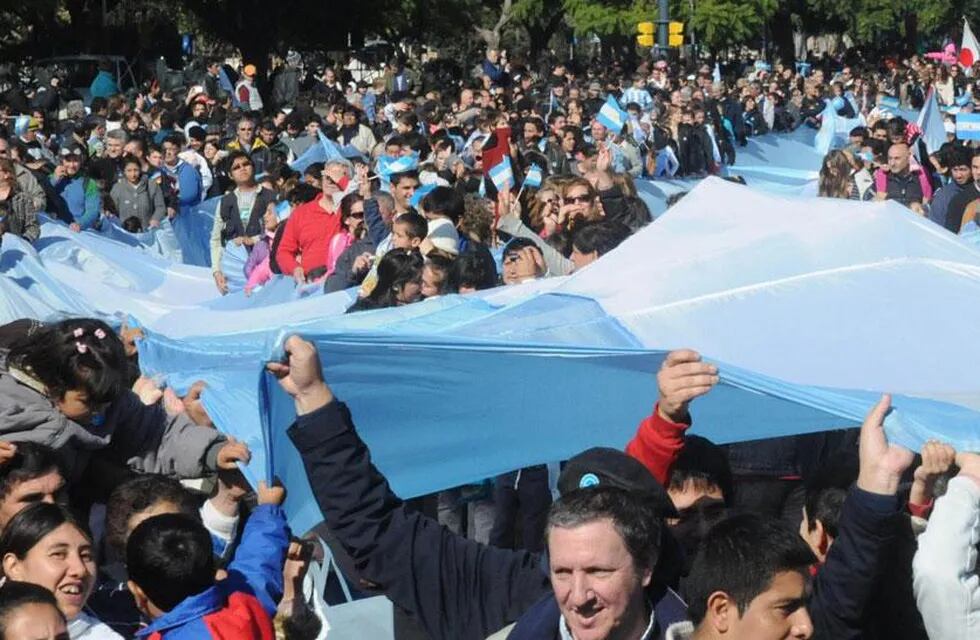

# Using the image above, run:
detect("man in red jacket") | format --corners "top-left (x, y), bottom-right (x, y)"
top-left (276, 161), bottom-right (351, 284)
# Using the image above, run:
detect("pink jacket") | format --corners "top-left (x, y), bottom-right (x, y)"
top-left (325, 230), bottom-right (355, 278)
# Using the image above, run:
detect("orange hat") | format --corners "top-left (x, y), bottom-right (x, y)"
top-left (243, 64), bottom-right (257, 78)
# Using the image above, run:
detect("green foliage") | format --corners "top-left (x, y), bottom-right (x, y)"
top-left (685, 0), bottom-right (777, 51)
top-left (563, 0), bottom-right (659, 36)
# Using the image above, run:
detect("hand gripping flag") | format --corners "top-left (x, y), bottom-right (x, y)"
top-left (597, 96), bottom-right (628, 134)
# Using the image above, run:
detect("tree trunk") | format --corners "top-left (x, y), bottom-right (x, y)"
top-left (525, 13), bottom-right (564, 59)
top-left (769, 6), bottom-right (795, 64)
top-left (904, 12), bottom-right (918, 55)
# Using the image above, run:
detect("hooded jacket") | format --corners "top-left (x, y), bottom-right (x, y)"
top-left (0, 361), bottom-right (227, 481)
top-left (136, 504), bottom-right (289, 639)
top-left (110, 176), bottom-right (166, 227)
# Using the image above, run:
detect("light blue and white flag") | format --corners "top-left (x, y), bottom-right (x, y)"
top-left (488, 156), bottom-right (514, 192)
top-left (410, 182), bottom-right (437, 208)
top-left (597, 95), bottom-right (628, 134)
top-left (957, 112), bottom-right (980, 140)
top-left (917, 89), bottom-right (946, 154)
top-left (712, 63), bottom-right (721, 83)
top-left (523, 163), bottom-right (543, 189)
top-left (655, 146), bottom-right (679, 177)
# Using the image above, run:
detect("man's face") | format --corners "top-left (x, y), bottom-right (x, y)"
top-left (487, 49), bottom-right (500, 64)
top-left (971, 156), bottom-right (980, 183)
top-left (238, 121), bottom-right (255, 144)
top-left (162, 142), bottom-right (179, 165)
top-left (0, 470), bottom-right (66, 528)
top-left (551, 116), bottom-right (567, 135)
top-left (147, 150), bottom-right (162, 168)
top-left (872, 128), bottom-right (888, 142)
top-left (952, 164), bottom-right (972, 185)
top-left (590, 120), bottom-right (607, 142)
top-left (460, 89), bottom-right (474, 107)
top-left (523, 122), bottom-right (542, 144)
top-left (191, 103), bottom-right (207, 119)
top-left (887, 144), bottom-right (909, 174)
top-left (306, 121), bottom-right (320, 137)
top-left (230, 156), bottom-right (254, 185)
top-left (549, 519), bottom-right (652, 640)
top-left (207, 63), bottom-right (219, 76)
top-left (393, 177), bottom-right (419, 209)
top-left (722, 571), bottom-right (813, 640)
top-left (106, 137), bottom-right (123, 159)
top-left (343, 112), bottom-right (357, 128)
top-left (259, 127), bottom-right (277, 145)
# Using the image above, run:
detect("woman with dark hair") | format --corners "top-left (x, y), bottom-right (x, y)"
top-left (0, 503), bottom-right (119, 638)
top-left (0, 580), bottom-right (68, 639)
top-left (0, 318), bottom-right (245, 484)
top-left (346, 248), bottom-right (424, 312)
top-left (325, 193), bottom-right (365, 278)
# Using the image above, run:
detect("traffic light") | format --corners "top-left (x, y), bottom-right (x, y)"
top-left (637, 22), bottom-right (654, 48)
top-left (668, 21), bottom-right (684, 47)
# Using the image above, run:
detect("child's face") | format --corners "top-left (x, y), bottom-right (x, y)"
top-left (263, 204), bottom-right (279, 231)
top-left (391, 222), bottom-right (419, 250)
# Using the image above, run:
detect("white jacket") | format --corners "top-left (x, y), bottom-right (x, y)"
top-left (913, 475), bottom-right (980, 640)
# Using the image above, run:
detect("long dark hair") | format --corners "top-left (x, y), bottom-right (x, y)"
top-left (6, 319), bottom-right (128, 405)
top-left (353, 248), bottom-right (423, 311)
top-left (0, 503), bottom-right (92, 561)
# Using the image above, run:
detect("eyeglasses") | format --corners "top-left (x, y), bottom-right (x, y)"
top-left (563, 195), bottom-right (592, 204)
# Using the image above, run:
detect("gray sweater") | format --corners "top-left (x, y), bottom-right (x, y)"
top-left (0, 364), bottom-right (226, 481)
top-left (110, 176), bottom-right (166, 227)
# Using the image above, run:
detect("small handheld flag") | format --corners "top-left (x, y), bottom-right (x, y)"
top-left (488, 156), bottom-right (514, 192)
top-left (523, 163), bottom-right (543, 189)
top-left (596, 96), bottom-right (628, 134)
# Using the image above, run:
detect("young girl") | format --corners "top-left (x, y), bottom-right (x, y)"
top-left (243, 200), bottom-right (287, 295)
top-left (0, 319), bottom-right (247, 486)
top-left (109, 155), bottom-right (166, 230)
top-left (346, 248), bottom-right (424, 313)
top-left (0, 502), bottom-right (120, 638)
top-left (325, 193), bottom-right (365, 278)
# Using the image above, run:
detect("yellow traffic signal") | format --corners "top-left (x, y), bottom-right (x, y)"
top-left (637, 22), bottom-right (654, 35)
top-left (668, 21), bottom-right (684, 47)
top-left (637, 34), bottom-right (655, 47)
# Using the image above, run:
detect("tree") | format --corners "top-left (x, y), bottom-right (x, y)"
top-left (513, 0), bottom-right (567, 58)
top-left (476, 0), bottom-right (515, 50)
top-left (682, 0), bottom-right (777, 54)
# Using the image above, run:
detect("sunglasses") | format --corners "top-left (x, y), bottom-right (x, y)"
top-left (563, 195), bottom-right (592, 204)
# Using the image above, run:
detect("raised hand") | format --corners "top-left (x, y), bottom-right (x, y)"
top-left (656, 350), bottom-right (719, 423)
top-left (856, 394), bottom-right (915, 496)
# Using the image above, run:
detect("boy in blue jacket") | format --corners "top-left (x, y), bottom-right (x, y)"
top-left (127, 481), bottom-right (289, 639)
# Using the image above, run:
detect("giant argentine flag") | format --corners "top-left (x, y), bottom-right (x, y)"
top-left (7, 177), bottom-right (980, 535)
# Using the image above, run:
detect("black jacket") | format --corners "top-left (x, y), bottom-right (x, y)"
top-left (288, 401), bottom-right (689, 640)
top-left (217, 187), bottom-right (276, 245)
top-left (809, 487), bottom-right (904, 640)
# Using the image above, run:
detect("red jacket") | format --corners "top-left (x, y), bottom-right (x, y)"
top-left (275, 197), bottom-right (342, 275)
top-left (625, 403), bottom-right (690, 486)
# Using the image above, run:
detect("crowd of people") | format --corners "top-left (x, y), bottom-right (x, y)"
top-left (0, 40), bottom-right (977, 640)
